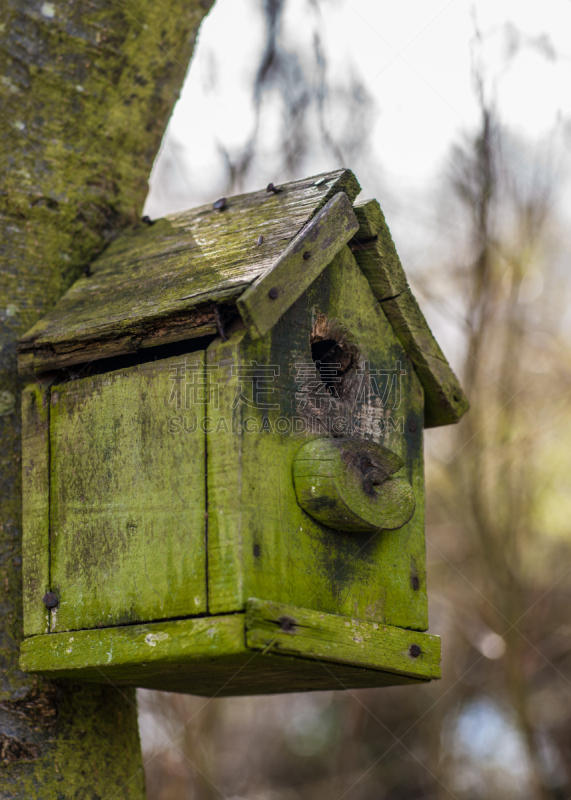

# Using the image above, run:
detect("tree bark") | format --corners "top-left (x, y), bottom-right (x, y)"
top-left (0, 0), bottom-right (212, 795)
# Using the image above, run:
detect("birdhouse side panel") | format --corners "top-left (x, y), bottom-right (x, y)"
top-left (48, 357), bottom-right (208, 632)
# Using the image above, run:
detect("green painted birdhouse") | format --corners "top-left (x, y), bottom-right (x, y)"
top-left (18, 170), bottom-right (468, 697)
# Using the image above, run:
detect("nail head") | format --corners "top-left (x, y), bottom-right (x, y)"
top-left (409, 644), bottom-right (422, 658)
top-left (213, 197), bottom-right (227, 211)
top-left (42, 591), bottom-right (58, 610)
top-left (268, 287), bottom-right (278, 300)
top-left (303, 251), bottom-right (311, 260)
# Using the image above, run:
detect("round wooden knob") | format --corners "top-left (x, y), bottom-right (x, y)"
top-left (293, 438), bottom-right (415, 533)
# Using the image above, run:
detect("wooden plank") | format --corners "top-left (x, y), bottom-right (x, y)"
top-left (49, 353), bottom-right (207, 632)
top-left (17, 170), bottom-right (361, 374)
top-left (245, 598), bottom-right (441, 681)
top-left (352, 199), bottom-right (469, 427)
top-left (21, 385), bottom-right (51, 636)
top-left (205, 329), bottom-right (247, 614)
top-left (381, 290), bottom-right (470, 428)
top-left (207, 245), bottom-right (429, 632)
top-left (237, 192), bottom-right (359, 339)
top-left (20, 607), bottom-right (437, 695)
top-left (351, 198), bottom-right (408, 299)
top-left (20, 614), bottom-right (246, 678)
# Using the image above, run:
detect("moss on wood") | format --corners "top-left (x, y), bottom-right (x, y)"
top-left (17, 169), bottom-right (361, 372)
top-left (20, 603), bottom-right (440, 694)
top-left (352, 199), bottom-right (469, 427)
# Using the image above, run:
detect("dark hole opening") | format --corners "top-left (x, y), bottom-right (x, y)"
top-left (311, 338), bottom-right (353, 394)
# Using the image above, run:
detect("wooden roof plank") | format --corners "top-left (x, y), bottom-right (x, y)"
top-left (237, 192), bottom-right (359, 339)
top-left (17, 169), bottom-right (361, 373)
top-left (351, 199), bottom-right (469, 428)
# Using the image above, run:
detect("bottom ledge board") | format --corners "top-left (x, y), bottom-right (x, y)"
top-left (19, 599), bottom-right (441, 697)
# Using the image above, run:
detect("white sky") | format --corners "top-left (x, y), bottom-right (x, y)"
top-left (145, 0), bottom-right (571, 217)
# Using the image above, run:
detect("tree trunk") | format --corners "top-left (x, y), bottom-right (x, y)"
top-left (0, 0), bottom-right (212, 795)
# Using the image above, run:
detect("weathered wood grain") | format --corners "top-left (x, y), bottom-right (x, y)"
top-left (380, 290), bottom-right (470, 427)
top-left (237, 192), bottom-right (359, 339)
top-left (352, 199), bottom-right (469, 427)
top-left (351, 198), bottom-right (408, 299)
top-left (20, 603), bottom-right (439, 694)
top-left (21, 386), bottom-right (50, 637)
top-left (207, 244), bottom-right (428, 631)
top-left (20, 614), bottom-right (246, 677)
top-left (293, 437), bottom-right (415, 532)
top-left (17, 170), bottom-right (361, 374)
top-left (245, 598), bottom-right (441, 680)
top-left (49, 354), bottom-right (207, 632)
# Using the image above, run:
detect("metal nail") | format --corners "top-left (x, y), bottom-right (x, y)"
top-left (278, 616), bottom-right (296, 632)
top-left (266, 183), bottom-right (281, 194)
top-left (257, 235), bottom-right (264, 246)
top-left (303, 251), bottom-right (311, 260)
top-left (142, 215), bottom-right (154, 225)
top-left (268, 287), bottom-right (278, 300)
top-left (42, 591), bottom-right (58, 610)
top-left (213, 197), bottom-right (227, 211)
top-left (409, 644), bottom-right (422, 658)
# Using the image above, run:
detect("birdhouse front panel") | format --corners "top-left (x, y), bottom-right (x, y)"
top-left (18, 170), bottom-right (468, 696)
top-left (48, 357), bottom-right (207, 633)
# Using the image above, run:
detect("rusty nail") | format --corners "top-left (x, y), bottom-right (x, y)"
top-left (266, 182), bottom-right (281, 194)
top-left (268, 287), bottom-right (278, 300)
top-left (409, 644), bottom-right (422, 658)
top-left (83, 265), bottom-right (92, 277)
top-left (213, 197), bottom-right (227, 211)
top-left (408, 417), bottom-right (417, 433)
top-left (257, 234), bottom-right (264, 246)
top-left (303, 251), bottom-right (311, 260)
top-left (411, 576), bottom-right (420, 591)
top-left (278, 616), bottom-right (296, 632)
top-left (42, 591), bottom-right (58, 610)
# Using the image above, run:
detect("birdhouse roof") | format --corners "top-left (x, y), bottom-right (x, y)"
top-left (17, 169), bottom-right (467, 427)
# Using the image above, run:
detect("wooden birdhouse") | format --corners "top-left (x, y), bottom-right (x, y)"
top-left (18, 170), bottom-right (468, 696)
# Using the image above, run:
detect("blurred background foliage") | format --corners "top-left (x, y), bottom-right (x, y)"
top-left (138, 1), bottom-right (571, 797)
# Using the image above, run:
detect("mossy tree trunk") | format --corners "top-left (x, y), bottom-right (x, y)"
top-left (0, 0), bottom-right (212, 795)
